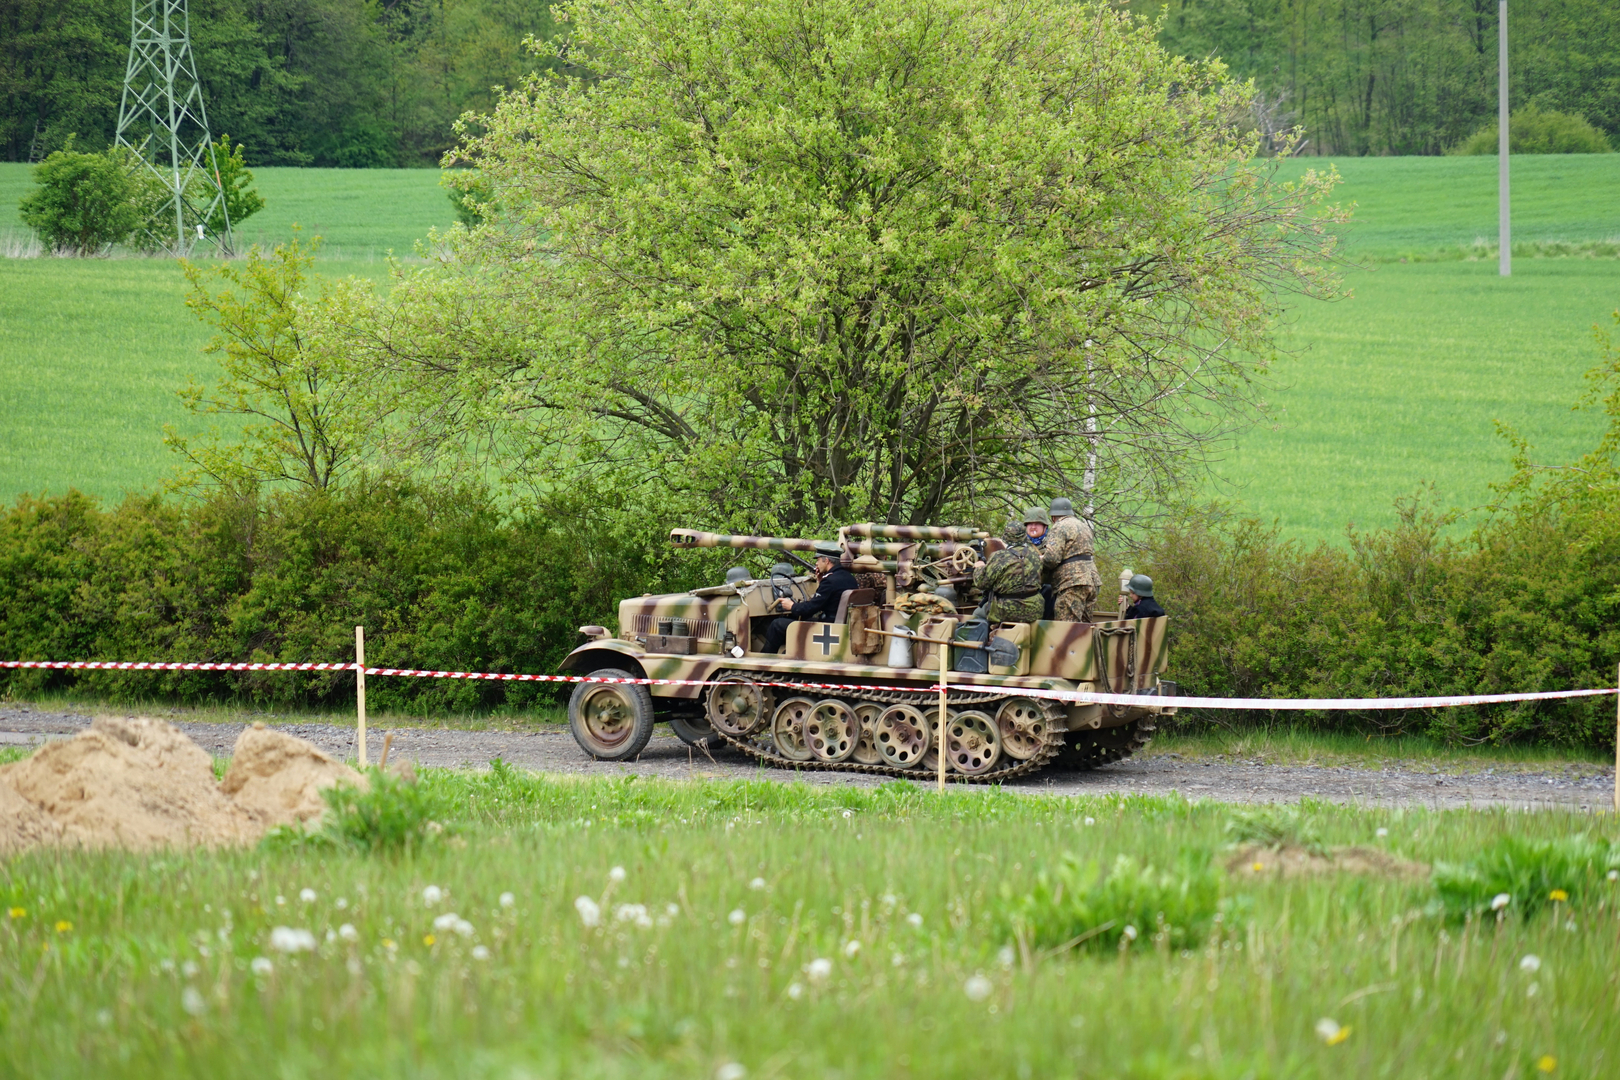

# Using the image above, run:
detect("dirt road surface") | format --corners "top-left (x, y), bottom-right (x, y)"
top-left (1, 704), bottom-right (1611, 811)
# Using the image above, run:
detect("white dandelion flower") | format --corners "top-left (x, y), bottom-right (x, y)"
top-left (299, 888), bottom-right (316, 904)
top-left (1491, 893), bottom-right (1512, 912)
top-left (609, 866), bottom-right (627, 884)
top-left (749, 877), bottom-right (766, 891)
top-left (250, 957), bottom-right (273, 976)
top-left (471, 945), bottom-right (490, 961)
top-left (181, 987), bottom-right (206, 1017)
top-left (1375, 828), bottom-right (1389, 838)
top-left (338, 923), bottom-right (358, 942)
top-left (499, 892), bottom-right (515, 908)
top-left (666, 903), bottom-right (680, 917)
top-left (717, 1064), bottom-right (746, 1080)
top-left (181, 960), bottom-right (199, 978)
top-left (1520, 954), bottom-right (1542, 973)
top-left (786, 982), bottom-right (804, 1000)
top-left (728, 908), bottom-right (747, 926)
top-left (1122, 925), bottom-right (1138, 942)
top-left (269, 927), bottom-right (316, 953)
top-left (998, 945), bottom-right (1016, 968)
top-left (906, 912), bottom-right (923, 928)
top-left (575, 896), bottom-right (602, 928)
top-left (1084, 817), bottom-right (1095, 826)
top-left (422, 885), bottom-right (443, 907)
top-left (842, 940), bottom-right (861, 958)
top-left (1315, 1018), bottom-right (1345, 1044)
top-left (964, 975), bottom-right (993, 1002)
top-left (335, 897), bottom-right (348, 910)
top-left (807, 958), bottom-right (832, 982)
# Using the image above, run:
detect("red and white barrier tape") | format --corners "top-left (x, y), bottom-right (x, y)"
top-left (2, 658), bottom-right (1615, 711)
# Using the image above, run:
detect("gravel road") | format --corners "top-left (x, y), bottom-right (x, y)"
top-left (2, 703), bottom-right (1611, 811)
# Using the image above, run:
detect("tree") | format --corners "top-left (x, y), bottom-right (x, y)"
top-left (169, 235), bottom-right (378, 492)
top-left (204, 133), bottom-right (267, 247)
top-left (339, 0), bottom-right (1341, 533)
top-left (18, 145), bottom-right (141, 254)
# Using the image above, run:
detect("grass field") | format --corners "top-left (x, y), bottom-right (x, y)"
top-left (2, 771), bottom-right (1616, 1078)
top-left (2, 156), bottom-right (1619, 539)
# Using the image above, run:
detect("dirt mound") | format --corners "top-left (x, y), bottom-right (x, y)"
top-left (221, 722), bottom-right (361, 825)
top-left (0, 716), bottom-right (362, 856)
top-left (1227, 843), bottom-right (1429, 880)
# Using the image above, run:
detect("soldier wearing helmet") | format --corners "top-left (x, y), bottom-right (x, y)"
top-left (1123, 574), bottom-right (1165, 620)
top-left (970, 520), bottom-right (1045, 624)
top-left (1042, 496), bottom-right (1102, 623)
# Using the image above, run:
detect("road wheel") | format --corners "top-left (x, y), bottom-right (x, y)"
top-left (805, 699), bottom-right (859, 763)
top-left (771, 696), bottom-right (816, 762)
top-left (668, 711), bottom-right (723, 751)
top-left (568, 669), bottom-right (655, 761)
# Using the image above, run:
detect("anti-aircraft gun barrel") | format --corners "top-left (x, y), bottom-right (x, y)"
top-left (840, 523), bottom-right (989, 543)
top-left (669, 529), bottom-right (842, 556)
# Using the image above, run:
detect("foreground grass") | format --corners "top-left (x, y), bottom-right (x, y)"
top-left (2, 772), bottom-right (1616, 1078)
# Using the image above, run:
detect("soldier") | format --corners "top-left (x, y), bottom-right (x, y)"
top-left (762, 553), bottom-right (857, 652)
top-left (1042, 496), bottom-right (1102, 623)
top-left (1123, 574), bottom-right (1165, 619)
top-left (971, 521), bottom-right (1045, 624)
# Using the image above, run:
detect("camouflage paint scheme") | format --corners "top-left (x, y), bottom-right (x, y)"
top-left (562, 527), bottom-right (1174, 734)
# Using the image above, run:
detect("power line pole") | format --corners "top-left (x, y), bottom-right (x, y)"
top-left (1499, 0), bottom-right (1510, 277)
top-left (114, 0), bottom-right (231, 256)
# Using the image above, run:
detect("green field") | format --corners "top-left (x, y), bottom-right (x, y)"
top-left (3, 771), bottom-right (1616, 1078)
top-left (2, 156), bottom-right (1619, 539)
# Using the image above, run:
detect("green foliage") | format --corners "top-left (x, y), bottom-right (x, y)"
top-left (172, 236), bottom-right (374, 491)
top-left (17, 145), bottom-right (140, 254)
top-left (1452, 108), bottom-right (1614, 155)
top-left (318, 766), bottom-right (447, 853)
top-left (1224, 804), bottom-right (1327, 855)
top-left (1, 0), bottom-right (567, 167)
top-left (1433, 835), bottom-right (1620, 919)
top-left (442, 167), bottom-right (492, 227)
top-left (1127, 0), bottom-right (1620, 155)
top-left (996, 852), bottom-right (1227, 954)
top-left (0, 479), bottom-right (705, 713)
top-left (205, 133), bottom-right (266, 240)
top-left (361, 0), bottom-right (1340, 531)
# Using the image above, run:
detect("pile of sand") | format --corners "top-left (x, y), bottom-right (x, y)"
top-left (0, 717), bottom-right (361, 857)
top-left (1227, 843), bottom-right (1429, 880)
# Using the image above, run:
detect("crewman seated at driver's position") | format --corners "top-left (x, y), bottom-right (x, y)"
top-left (763, 554), bottom-right (858, 653)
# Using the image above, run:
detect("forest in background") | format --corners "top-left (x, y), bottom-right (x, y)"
top-left (0, 0), bottom-right (562, 167)
top-left (3, 0), bottom-right (1618, 166)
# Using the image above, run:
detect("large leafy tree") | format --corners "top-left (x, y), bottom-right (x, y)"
top-left (346, 0), bottom-right (1341, 532)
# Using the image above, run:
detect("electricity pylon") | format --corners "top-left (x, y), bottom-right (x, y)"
top-left (114, 0), bottom-right (232, 256)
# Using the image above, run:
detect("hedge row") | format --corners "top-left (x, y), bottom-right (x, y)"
top-left (1, 482), bottom-right (1614, 746)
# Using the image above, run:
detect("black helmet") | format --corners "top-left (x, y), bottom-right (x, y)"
top-left (724, 567), bottom-right (750, 585)
top-left (770, 562), bottom-right (795, 578)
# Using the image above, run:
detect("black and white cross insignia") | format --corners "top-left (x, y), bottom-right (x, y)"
top-left (812, 625), bottom-right (840, 656)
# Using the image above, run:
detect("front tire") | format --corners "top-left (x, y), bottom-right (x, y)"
top-left (667, 711), bottom-right (723, 751)
top-left (568, 668), bottom-right (655, 761)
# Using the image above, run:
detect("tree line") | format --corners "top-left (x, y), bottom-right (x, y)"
top-left (1, 0), bottom-right (562, 167)
top-left (6, 0), bottom-right (1617, 166)
top-left (1128, 0), bottom-right (1620, 155)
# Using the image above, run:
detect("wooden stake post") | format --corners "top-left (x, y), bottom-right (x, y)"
top-left (938, 634), bottom-right (949, 793)
top-left (1613, 662), bottom-right (1618, 815)
top-left (356, 626), bottom-right (368, 767)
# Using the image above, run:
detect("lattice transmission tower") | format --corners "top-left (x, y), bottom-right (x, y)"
top-left (115, 0), bottom-right (232, 255)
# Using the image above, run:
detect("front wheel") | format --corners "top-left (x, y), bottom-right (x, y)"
top-left (568, 668), bottom-right (655, 761)
top-left (667, 710), bottom-right (724, 751)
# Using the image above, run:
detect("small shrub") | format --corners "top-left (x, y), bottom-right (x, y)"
top-left (1451, 108), bottom-right (1613, 155)
top-left (997, 852), bottom-right (1227, 954)
top-left (205, 134), bottom-right (266, 242)
top-left (1225, 804), bottom-right (1327, 855)
top-left (18, 147), bottom-right (142, 255)
top-left (1432, 835), bottom-right (1620, 919)
top-left (321, 767), bottom-right (448, 853)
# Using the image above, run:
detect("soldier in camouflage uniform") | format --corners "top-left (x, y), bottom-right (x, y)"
top-left (971, 521), bottom-right (1046, 624)
top-left (1043, 496), bottom-right (1101, 622)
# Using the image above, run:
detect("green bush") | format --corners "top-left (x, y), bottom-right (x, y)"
top-left (18, 146), bottom-right (142, 254)
top-left (320, 766), bottom-right (448, 853)
top-left (0, 479), bottom-right (709, 713)
top-left (996, 852), bottom-right (1228, 954)
top-left (1451, 107), bottom-right (1613, 154)
top-left (1433, 835), bottom-right (1620, 919)
top-left (206, 133), bottom-right (266, 239)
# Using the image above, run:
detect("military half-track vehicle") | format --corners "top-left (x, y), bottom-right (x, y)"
top-left (559, 523), bottom-right (1175, 782)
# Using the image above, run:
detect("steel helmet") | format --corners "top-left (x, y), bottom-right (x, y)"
top-left (1022, 506), bottom-right (1052, 527)
top-left (1127, 574), bottom-right (1154, 598)
top-left (1049, 497), bottom-right (1074, 519)
top-left (724, 566), bottom-right (750, 584)
top-left (769, 562), bottom-right (795, 578)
